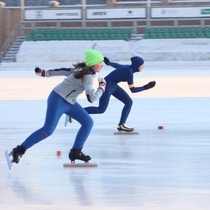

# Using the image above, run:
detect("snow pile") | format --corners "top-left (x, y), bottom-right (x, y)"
top-left (15, 39), bottom-right (210, 62)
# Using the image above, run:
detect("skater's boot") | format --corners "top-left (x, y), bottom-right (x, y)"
top-left (68, 149), bottom-right (91, 163)
top-left (12, 145), bottom-right (26, 163)
top-left (117, 123), bottom-right (134, 132)
top-left (69, 117), bottom-right (73, 123)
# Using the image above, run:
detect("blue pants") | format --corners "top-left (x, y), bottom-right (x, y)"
top-left (85, 84), bottom-right (132, 125)
top-left (21, 91), bottom-right (93, 150)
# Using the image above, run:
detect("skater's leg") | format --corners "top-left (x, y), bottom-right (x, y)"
top-left (112, 86), bottom-right (133, 130)
top-left (21, 91), bottom-right (67, 150)
top-left (66, 102), bottom-right (93, 149)
top-left (65, 87), bottom-right (112, 126)
top-left (66, 102), bottom-right (93, 162)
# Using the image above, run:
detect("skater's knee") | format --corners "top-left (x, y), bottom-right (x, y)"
top-left (126, 98), bottom-right (133, 107)
top-left (97, 106), bottom-right (107, 114)
top-left (42, 128), bottom-right (54, 137)
top-left (87, 117), bottom-right (94, 128)
top-left (81, 116), bottom-right (94, 129)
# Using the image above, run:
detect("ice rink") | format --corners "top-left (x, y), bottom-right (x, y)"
top-left (1, 45), bottom-right (210, 209)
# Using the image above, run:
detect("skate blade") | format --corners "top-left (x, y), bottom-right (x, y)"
top-left (63, 163), bottom-right (98, 168)
top-left (114, 131), bottom-right (139, 135)
top-left (5, 150), bottom-right (13, 170)
top-left (64, 114), bottom-right (69, 127)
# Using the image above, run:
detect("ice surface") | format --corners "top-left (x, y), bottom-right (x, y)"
top-left (0, 40), bottom-right (210, 210)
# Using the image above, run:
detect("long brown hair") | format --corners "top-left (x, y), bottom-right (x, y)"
top-left (73, 62), bottom-right (90, 79)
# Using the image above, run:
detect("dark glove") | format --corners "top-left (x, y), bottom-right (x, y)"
top-left (35, 67), bottom-right (42, 73)
top-left (143, 81), bottom-right (156, 90)
top-left (34, 67), bottom-right (47, 77)
top-left (103, 57), bottom-right (110, 65)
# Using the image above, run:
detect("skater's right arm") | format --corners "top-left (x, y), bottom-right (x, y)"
top-left (104, 57), bottom-right (124, 69)
top-left (35, 67), bottom-right (73, 77)
top-left (48, 68), bottom-right (73, 77)
top-left (83, 75), bottom-right (106, 103)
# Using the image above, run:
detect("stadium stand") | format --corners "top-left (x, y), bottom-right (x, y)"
top-left (144, 27), bottom-right (210, 39)
top-left (26, 28), bottom-right (132, 41)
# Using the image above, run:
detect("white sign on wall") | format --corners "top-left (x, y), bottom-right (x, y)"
top-left (151, 7), bottom-right (210, 18)
top-left (86, 8), bottom-right (146, 19)
top-left (25, 9), bottom-right (82, 20)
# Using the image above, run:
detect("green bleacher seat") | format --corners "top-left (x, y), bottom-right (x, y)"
top-left (205, 32), bottom-right (210, 38)
top-left (143, 33), bottom-right (150, 39)
top-left (57, 34), bottom-right (64, 40)
top-left (122, 34), bottom-right (130, 41)
top-left (90, 34), bottom-right (97, 40)
top-left (183, 32), bottom-right (190, 38)
top-left (83, 34), bottom-right (90, 40)
top-left (29, 29), bottom-right (36, 35)
top-left (31, 35), bottom-right (38, 41)
top-left (156, 33), bottom-right (163, 39)
top-left (120, 28), bottom-right (124, 34)
top-left (51, 34), bottom-right (57, 40)
top-left (96, 34), bottom-right (103, 40)
top-left (150, 33), bottom-right (156, 39)
top-left (109, 34), bottom-right (116, 40)
top-left (42, 29), bottom-right (49, 35)
top-left (146, 28), bottom-right (152, 34)
top-left (190, 32), bottom-right (197, 38)
top-left (64, 34), bottom-right (71, 40)
top-left (193, 27), bottom-right (199, 32)
top-left (45, 35), bottom-right (51, 41)
top-left (198, 32), bottom-right (205, 38)
top-left (115, 33), bottom-right (122, 40)
top-left (93, 28), bottom-right (100, 34)
top-left (71, 34), bottom-right (76, 40)
top-left (177, 28), bottom-right (185, 33)
top-left (75, 29), bottom-right (83, 34)
top-left (76, 34), bottom-right (83, 40)
top-left (177, 33), bottom-right (184, 38)
top-left (170, 33), bottom-right (177, 38)
top-left (102, 33), bottom-right (109, 40)
top-left (163, 32), bottom-right (170, 38)
top-left (68, 29), bottom-right (74, 34)
top-left (27, 35), bottom-right (33, 41)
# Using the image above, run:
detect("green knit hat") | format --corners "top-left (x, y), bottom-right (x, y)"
top-left (85, 49), bottom-right (104, 67)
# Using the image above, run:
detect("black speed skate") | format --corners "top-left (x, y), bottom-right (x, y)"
top-left (69, 149), bottom-right (91, 163)
top-left (117, 123), bottom-right (134, 132)
top-left (5, 145), bottom-right (26, 169)
top-left (11, 145), bottom-right (26, 163)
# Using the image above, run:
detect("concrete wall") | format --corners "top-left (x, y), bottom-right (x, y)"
top-left (0, 8), bottom-right (21, 48)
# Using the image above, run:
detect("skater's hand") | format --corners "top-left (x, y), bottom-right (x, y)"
top-left (98, 77), bottom-right (106, 93)
top-left (98, 77), bottom-right (106, 85)
top-left (143, 81), bottom-right (156, 90)
top-left (103, 57), bottom-right (110, 65)
top-left (35, 67), bottom-right (42, 74)
top-left (35, 67), bottom-right (47, 77)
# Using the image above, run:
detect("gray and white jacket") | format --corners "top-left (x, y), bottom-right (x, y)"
top-left (53, 68), bottom-right (103, 105)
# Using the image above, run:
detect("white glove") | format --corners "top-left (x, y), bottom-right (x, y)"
top-left (98, 77), bottom-right (106, 93)
top-left (98, 77), bottom-right (106, 85)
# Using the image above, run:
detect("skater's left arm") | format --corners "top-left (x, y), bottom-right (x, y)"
top-left (127, 73), bottom-right (156, 93)
top-left (129, 81), bottom-right (156, 93)
top-left (104, 57), bottom-right (124, 69)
